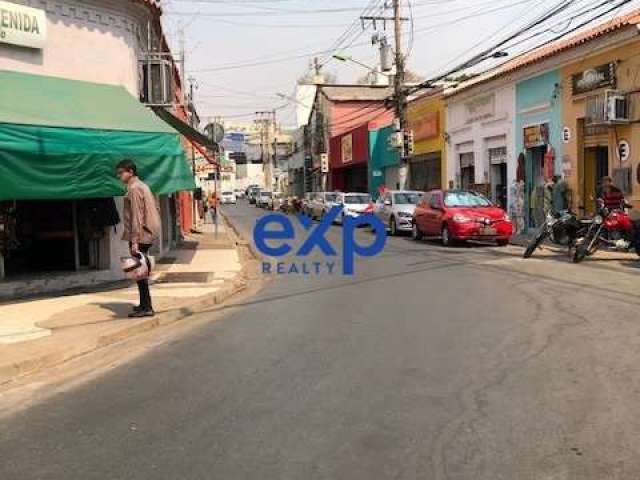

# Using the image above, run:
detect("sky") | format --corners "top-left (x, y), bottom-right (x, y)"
top-left (160, 0), bottom-right (640, 128)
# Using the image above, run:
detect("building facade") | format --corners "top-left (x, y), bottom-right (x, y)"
top-left (0, 0), bottom-right (193, 296)
top-left (446, 81), bottom-right (516, 210)
top-left (407, 88), bottom-right (447, 192)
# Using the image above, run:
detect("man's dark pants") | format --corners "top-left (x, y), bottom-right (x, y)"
top-left (130, 243), bottom-right (153, 311)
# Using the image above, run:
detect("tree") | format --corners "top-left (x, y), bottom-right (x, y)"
top-left (297, 70), bottom-right (337, 85)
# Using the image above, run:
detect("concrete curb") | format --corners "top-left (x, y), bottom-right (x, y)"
top-left (0, 239), bottom-right (250, 386)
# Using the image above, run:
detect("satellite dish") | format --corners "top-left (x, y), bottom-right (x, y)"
top-left (204, 122), bottom-right (225, 143)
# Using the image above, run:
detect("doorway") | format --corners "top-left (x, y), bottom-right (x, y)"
top-left (525, 146), bottom-right (546, 228)
top-left (582, 146), bottom-right (609, 214)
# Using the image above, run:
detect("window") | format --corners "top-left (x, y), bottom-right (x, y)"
top-left (394, 192), bottom-right (420, 205)
top-left (344, 194), bottom-right (371, 204)
top-left (444, 191), bottom-right (492, 207)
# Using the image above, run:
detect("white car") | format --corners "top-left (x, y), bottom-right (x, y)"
top-left (220, 191), bottom-right (236, 204)
top-left (256, 190), bottom-right (272, 208)
top-left (309, 192), bottom-right (339, 220)
top-left (267, 192), bottom-right (284, 210)
top-left (335, 192), bottom-right (372, 225)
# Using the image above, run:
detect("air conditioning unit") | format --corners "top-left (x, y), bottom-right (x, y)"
top-left (139, 56), bottom-right (173, 106)
top-left (605, 90), bottom-right (629, 123)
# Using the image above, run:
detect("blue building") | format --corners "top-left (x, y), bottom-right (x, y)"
top-left (515, 70), bottom-right (562, 229)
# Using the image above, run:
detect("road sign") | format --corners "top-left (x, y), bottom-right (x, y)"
top-left (204, 122), bottom-right (225, 143)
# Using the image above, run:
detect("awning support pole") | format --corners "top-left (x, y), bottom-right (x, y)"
top-left (72, 201), bottom-right (80, 271)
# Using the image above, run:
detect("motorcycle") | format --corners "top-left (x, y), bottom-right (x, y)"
top-left (573, 199), bottom-right (638, 263)
top-left (523, 210), bottom-right (589, 259)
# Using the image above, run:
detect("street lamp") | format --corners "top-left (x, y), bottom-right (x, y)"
top-left (332, 53), bottom-right (391, 77)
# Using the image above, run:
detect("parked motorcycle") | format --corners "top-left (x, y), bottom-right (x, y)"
top-left (523, 210), bottom-right (588, 259)
top-left (572, 199), bottom-right (638, 263)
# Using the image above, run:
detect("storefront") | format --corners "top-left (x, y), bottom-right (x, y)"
top-left (515, 70), bottom-right (562, 229)
top-left (407, 89), bottom-right (446, 192)
top-left (0, 71), bottom-right (194, 285)
top-left (330, 124), bottom-right (369, 193)
top-left (561, 50), bottom-right (638, 214)
top-left (368, 125), bottom-right (399, 197)
top-left (446, 83), bottom-right (516, 205)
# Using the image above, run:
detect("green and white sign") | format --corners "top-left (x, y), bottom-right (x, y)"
top-left (0, 0), bottom-right (46, 49)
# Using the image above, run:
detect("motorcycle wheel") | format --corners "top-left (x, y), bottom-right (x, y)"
top-left (523, 229), bottom-right (547, 259)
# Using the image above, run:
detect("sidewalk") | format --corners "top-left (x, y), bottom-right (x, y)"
top-left (0, 222), bottom-right (245, 385)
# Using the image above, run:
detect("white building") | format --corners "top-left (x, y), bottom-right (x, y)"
top-left (0, 0), bottom-right (192, 297)
top-left (445, 82), bottom-right (516, 209)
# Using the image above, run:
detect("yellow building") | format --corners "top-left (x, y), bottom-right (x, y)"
top-left (407, 88), bottom-right (447, 190)
top-left (560, 26), bottom-right (640, 213)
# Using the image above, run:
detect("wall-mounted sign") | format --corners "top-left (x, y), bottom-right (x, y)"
top-left (465, 94), bottom-right (495, 124)
top-left (571, 63), bottom-right (615, 95)
top-left (617, 139), bottom-right (630, 163)
top-left (561, 126), bottom-right (571, 144)
top-left (0, 0), bottom-right (46, 49)
top-left (341, 134), bottom-right (353, 164)
top-left (523, 123), bottom-right (549, 149)
top-left (320, 153), bottom-right (329, 173)
top-left (412, 111), bottom-right (439, 141)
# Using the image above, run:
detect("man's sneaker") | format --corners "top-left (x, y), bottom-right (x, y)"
top-left (132, 305), bottom-right (144, 313)
top-left (128, 309), bottom-right (155, 318)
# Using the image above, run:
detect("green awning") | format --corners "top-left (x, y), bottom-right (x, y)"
top-left (0, 70), bottom-right (196, 200)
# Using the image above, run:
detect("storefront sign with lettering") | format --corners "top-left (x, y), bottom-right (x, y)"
top-left (464, 94), bottom-right (495, 124)
top-left (0, 0), bottom-right (46, 49)
top-left (571, 63), bottom-right (615, 95)
top-left (412, 111), bottom-right (439, 141)
top-left (523, 123), bottom-right (549, 149)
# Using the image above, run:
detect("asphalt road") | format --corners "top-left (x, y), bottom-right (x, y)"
top-left (3, 200), bottom-right (640, 479)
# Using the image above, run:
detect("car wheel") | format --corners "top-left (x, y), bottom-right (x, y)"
top-left (441, 224), bottom-right (452, 247)
top-left (389, 216), bottom-right (397, 236)
top-left (496, 239), bottom-right (509, 247)
top-left (412, 222), bottom-right (423, 241)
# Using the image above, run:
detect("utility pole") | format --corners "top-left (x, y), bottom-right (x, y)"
top-left (392, 0), bottom-right (408, 190)
top-left (256, 110), bottom-right (276, 190)
top-left (361, 4), bottom-right (409, 188)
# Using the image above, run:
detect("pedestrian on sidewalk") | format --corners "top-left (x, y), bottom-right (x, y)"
top-left (116, 159), bottom-right (161, 318)
top-left (208, 191), bottom-right (218, 224)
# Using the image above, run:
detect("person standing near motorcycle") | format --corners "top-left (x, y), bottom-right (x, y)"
top-left (596, 176), bottom-right (625, 210)
top-left (596, 176), bottom-right (640, 256)
top-left (551, 175), bottom-right (569, 212)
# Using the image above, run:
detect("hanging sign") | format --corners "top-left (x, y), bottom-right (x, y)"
top-left (0, 1), bottom-right (46, 49)
top-left (523, 123), bottom-right (549, 149)
top-left (617, 139), bottom-right (630, 163)
top-left (341, 134), bottom-right (353, 164)
top-left (571, 63), bottom-right (616, 95)
top-left (562, 126), bottom-right (571, 144)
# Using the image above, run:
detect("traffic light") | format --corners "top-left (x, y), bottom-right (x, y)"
top-left (404, 130), bottom-right (415, 157)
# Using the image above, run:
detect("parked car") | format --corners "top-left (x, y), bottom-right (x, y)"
top-left (256, 190), bottom-right (272, 208)
top-left (309, 191), bottom-right (339, 220)
top-left (374, 190), bottom-right (423, 235)
top-left (267, 192), bottom-right (284, 210)
top-left (220, 190), bottom-right (236, 204)
top-left (247, 186), bottom-right (260, 204)
top-left (412, 189), bottom-right (513, 246)
top-left (335, 192), bottom-right (372, 225)
top-left (234, 188), bottom-right (245, 199)
top-left (302, 192), bottom-right (315, 216)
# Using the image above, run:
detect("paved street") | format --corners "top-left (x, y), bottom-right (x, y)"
top-left (2, 200), bottom-right (640, 479)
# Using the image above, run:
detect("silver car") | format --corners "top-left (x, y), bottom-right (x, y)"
top-left (309, 191), bottom-right (339, 220)
top-left (374, 190), bottom-right (423, 235)
top-left (335, 192), bottom-right (372, 225)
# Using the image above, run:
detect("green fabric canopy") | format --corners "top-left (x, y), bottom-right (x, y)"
top-left (0, 70), bottom-right (195, 200)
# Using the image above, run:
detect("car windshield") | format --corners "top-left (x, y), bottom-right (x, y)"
top-left (325, 193), bottom-right (338, 202)
top-left (344, 194), bottom-right (371, 204)
top-left (393, 193), bottom-right (420, 205)
top-left (444, 191), bottom-right (492, 207)
top-left (261, 192), bottom-right (273, 198)
top-left (222, 191), bottom-right (233, 195)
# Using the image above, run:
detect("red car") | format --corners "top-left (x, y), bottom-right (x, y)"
top-left (412, 190), bottom-right (513, 246)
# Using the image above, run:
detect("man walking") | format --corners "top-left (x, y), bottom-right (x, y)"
top-left (116, 159), bottom-right (161, 318)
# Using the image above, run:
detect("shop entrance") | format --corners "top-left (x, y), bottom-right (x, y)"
top-left (409, 153), bottom-right (441, 191)
top-left (343, 165), bottom-right (368, 193)
top-left (1, 199), bottom-right (111, 278)
top-left (525, 146), bottom-right (546, 228)
top-left (581, 146), bottom-right (609, 215)
top-left (459, 153), bottom-right (475, 190)
top-left (488, 147), bottom-right (507, 209)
